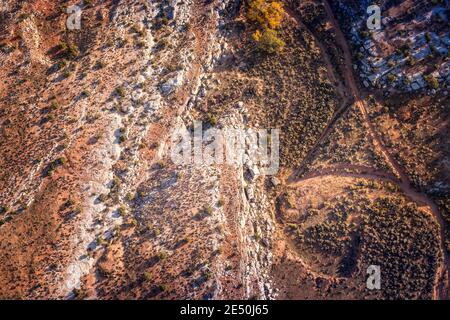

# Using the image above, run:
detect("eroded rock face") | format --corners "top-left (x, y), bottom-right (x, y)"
top-left (160, 71), bottom-right (184, 95)
top-left (0, 0), bottom-right (277, 300)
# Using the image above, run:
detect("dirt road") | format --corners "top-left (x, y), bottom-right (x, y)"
top-left (284, 0), bottom-right (448, 299)
top-left (321, 0), bottom-right (448, 299)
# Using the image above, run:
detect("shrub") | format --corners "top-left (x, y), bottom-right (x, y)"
top-left (254, 28), bottom-right (285, 53)
top-left (165, 63), bottom-right (178, 73)
top-left (58, 42), bottom-right (68, 52)
top-left (252, 29), bottom-right (262, 42)
top-left (57, 41), bottom-right (79, 59)
top-left (406, 57), bottom-right (416, 66)
top-left (158, 38), bottom-right (169, 49)
top-left (158, 284), bottom-right (167, 292)
top-left (0, 43), bottom-right (16, 54)
top-left (111, 176), bottom-right (121, 191)
top-left (143, 272), bottom-right (152, 281)
top-left (206, 113), bottom-right (218, 126)
top-left (158, 251), bottom-right (168, 260)
top-left (424, 75), bottom-right (439, 89)
top-left (67, 43), bottom-right (79, 58)
top-left (18, 13), bottom-right (30, 22)
top-left (115, 86), bottom-right (126, 98)
top-left (118, 206), bottom-right (127, 216)
top-left (58, 60), bottom-right (67, 70)
top-left (126, 193), bottom-right (135, 201)
top-left (359, 30), bottom-right (369, 38)
top-left (401, 43), bottom-right (410, 56)
top-left (387, 74), bottom-right (396, 83)
top-left (136, 40), bottom-right (147, 48)
top-left (72, 288), bottom-right (85, 300)
top-left (97, 236), bottom-right (107, 246)
top-left (138, 190), bottom-right (146, 198)
top-left (45, 157), bottom-right (66, 177)
top-left (95, 60), bottom-right (107, 69)
top-left (50, 101), bottom-right (59, 110)
top-left (0, 206), bottom-right (7, 214)
top-left (203, 205), bottom-right (213, 216)
top-left (98, 194), bottom-right (108, 203)
top-left (130, 24), bottom-right (144, 36)
top-left (65, 199), bottom-right (75, 207)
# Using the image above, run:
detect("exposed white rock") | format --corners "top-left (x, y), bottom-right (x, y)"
top-left (160, 71), bottom-right (184, 95)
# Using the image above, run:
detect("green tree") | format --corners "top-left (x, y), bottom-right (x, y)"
top-left (255, 29), bottom-right (285, 53)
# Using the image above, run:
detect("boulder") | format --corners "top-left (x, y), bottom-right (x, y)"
top-left (245, 186), bottom-right (255, 202)
top-left (160, 72), bottom-right (183, 95)
top-left (270, 177), bottom-right (280, 187)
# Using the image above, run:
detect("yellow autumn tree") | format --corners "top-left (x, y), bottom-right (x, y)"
top-left (247, 0), bottom-right (285, 53)
top-left (248, 0), bottom-right (284, 29)
top-left (252, 29), bottom-right (262, 41)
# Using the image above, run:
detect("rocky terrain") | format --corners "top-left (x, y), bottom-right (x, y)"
top-left (0, 0), bottom-right (448, 300)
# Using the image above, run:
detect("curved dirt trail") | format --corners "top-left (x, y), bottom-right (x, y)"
top-left (284, 0), bottom-right (448, 299)
top-left (284, 237), bottom-right (346, 282)
top-left (288, 164), bottom-right (400, 185)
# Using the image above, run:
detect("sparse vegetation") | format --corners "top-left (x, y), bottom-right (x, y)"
top-left (58, 41), bottom-right (79, 59)
top-left (361, 197), bottom-right (439, 299)
top-left (44, 157), bottom-right (66, 177)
